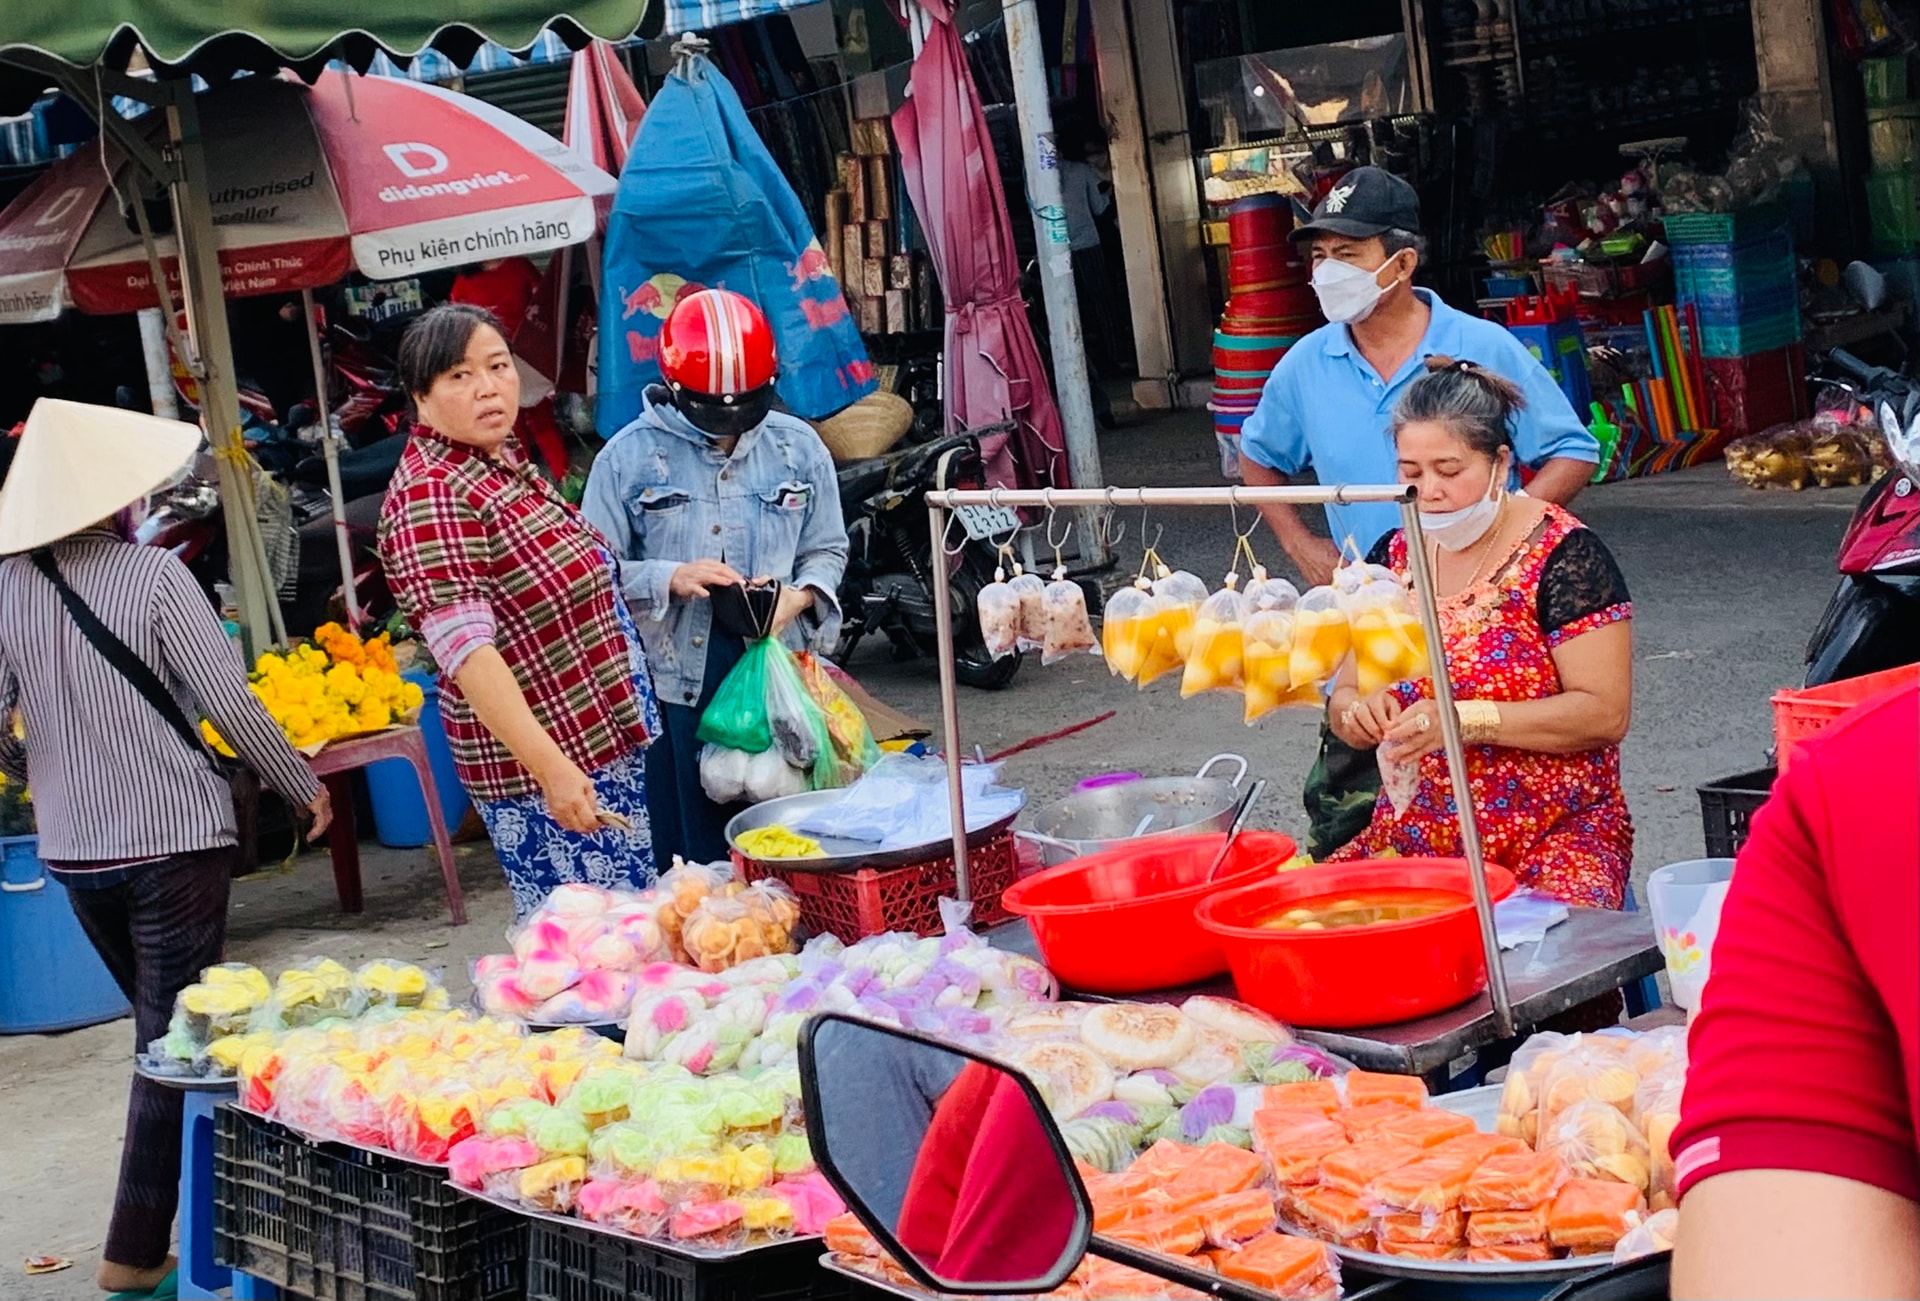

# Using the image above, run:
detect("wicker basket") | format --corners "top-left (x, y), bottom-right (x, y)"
top-left (814, 392), bottom-right (913, 464)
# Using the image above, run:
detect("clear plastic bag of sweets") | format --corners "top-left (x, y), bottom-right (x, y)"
top-left (1289, 586), bottom-right (1351, 690)
top-left (977, 563), bottom-right (1022, 661)
top-left (1139, 563), bottom-right (1207, 687)
top-left (1182, 575), bottom-right (1248, 697)
top-left (1343, 578), bottom-right (1430, 696)
top-left (1041, 570), bottom-right (1098, 665)
top-left (1007, 564), bottom-right (1048, 653)
top-left (1101, 581), bottom-right (1154, 681)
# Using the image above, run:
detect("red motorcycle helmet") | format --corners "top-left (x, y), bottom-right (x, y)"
top-left (659, 289), bottom-right (779, 437)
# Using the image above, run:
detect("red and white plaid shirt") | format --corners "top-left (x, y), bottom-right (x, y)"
top-left (378, 427), bottom-right (653, 802)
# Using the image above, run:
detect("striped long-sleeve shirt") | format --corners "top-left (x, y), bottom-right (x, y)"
top-left (0, 530), bottom-right (320, 865)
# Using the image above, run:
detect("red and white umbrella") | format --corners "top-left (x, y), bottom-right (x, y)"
top-left (0, 70), bottom-right (617, 325)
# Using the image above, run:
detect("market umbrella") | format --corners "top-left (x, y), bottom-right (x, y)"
top-left (0, 69), bottom-right (617, 627)
top-left (0, 4), bottom-right (647, 651)
top-left (890, 0), bottom-right (1068, 490)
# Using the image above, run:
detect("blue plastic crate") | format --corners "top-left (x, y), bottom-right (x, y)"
top-left (1669, 226), bottom-right (1794, 273)
top-left (1679, 274), bottom-right (1799, 325)
top-left (1699, 311), bottom-right (1802, 358)
top-left (1661, 204), bottom-right (1790, 245)
top-left (1674, 254), bottom-right (1796, 300)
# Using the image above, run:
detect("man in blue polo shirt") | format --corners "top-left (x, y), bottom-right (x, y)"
top-left (1239, 167), bottom-right (1600, 856)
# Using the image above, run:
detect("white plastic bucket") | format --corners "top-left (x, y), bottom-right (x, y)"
top-left (1646, 858), bottom-right (1736, 1010)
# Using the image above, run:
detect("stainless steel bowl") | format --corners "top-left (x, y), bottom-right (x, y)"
top-left (1017, 754), bottom-right (1249, 867)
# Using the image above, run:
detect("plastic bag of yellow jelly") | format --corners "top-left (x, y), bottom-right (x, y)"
top-left (1288, 585), bottom-right (1351, 689)
top-left (1345, 578), bottom-right (1430, 696)
top-left (1101, 582), bottom-right (1154, 681)
top-left (1244, 606), bottom-right (1321, 722)
top-left (1137, 567), bottom-right (1207, 687)
top-left (1181, 581), bottom-right (1247, 697)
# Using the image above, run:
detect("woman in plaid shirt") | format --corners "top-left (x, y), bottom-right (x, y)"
top-left (379, 305), bottom-right (663, 918)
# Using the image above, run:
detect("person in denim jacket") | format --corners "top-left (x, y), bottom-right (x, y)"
top-left (584, 290), bottom-right (847, 864)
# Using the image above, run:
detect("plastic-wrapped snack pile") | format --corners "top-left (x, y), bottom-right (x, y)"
top-left (622, 929), bottom-right (1058, 1076)
top-left (141, 958), bottom-right (450, 1081)
top-left (450, 1059), bottom-right (846, 1251)
top-left (473, 870), bottom-right (802, 1025)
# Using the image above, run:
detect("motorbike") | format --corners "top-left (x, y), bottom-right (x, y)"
top-left (833, 423), bottom-right (1024, 690)
top-left (1802, 348), bottom-right (1920, 687)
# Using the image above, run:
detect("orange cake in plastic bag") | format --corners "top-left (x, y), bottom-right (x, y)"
top-left (1254, 1110), bottom-right (1349, 1184)
top-left (1109, 1210), bottom-right (1207, 1257)
top-left (1319, 1139), bottom-right (1421, 1199)
top-left (824, 1211), bottom-right (879, 1257)
top-left (1334, 1102), bottom-right (1414, 1141)
top-left (1132, 1139), bottom-right (1205, 1180)
top-left (1467, 1204), bottom-right (1552, 1246)
top-left (1469, 1242), bottom-right (1556, 1263)
top-left (1164, 1142), bottom-right (1269, 1199)
top-left (1366, 1154), bottom-right (1479, 1215)
top-left (1216, 1232), bottom-right (1340, 1300)
top-left (1462, 1151), bottom-right (1571, 1212)
top-left (1198, 1188), bottom-right (1279, 1247)
top-left (1430, 1133), bottom-right (1528, 1169)
top-left (1263, 1081), bottom-right (1341, 1115)
top-left (1379, 1240), bottom-right (1467, 1262)
top-left (1378, 1207), bottom-right (1466, 1246)
top-left (1548, 1179), bottom-right (1647, 1253)
top-left (1374, 1107), bottom-right (1478, 1151)
top-left (1284, 1184), bottom-right (1374, 1241)
top-left (1343, 1070), bottom-right (1428, 1110)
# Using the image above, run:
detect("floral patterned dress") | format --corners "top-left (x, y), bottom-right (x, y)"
top-left (1328, 504), bottom-right (1634, 908)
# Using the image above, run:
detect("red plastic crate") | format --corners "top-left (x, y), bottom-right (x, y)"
top-left (1703, 344), bottom-right (1808, 442)
top-left (1771, 664), bottom-right (1918, 773)
top-left (733, 830), bottom-right (1017, 942)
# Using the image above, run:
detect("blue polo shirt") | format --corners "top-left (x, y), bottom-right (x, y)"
top-left (1239, 290), bottom-right (1599, 554)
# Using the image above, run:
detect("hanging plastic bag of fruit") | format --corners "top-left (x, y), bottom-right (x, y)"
top-left (1344, 577), bottom-right (1431, 697)
top-left (1182, 531), bottom-right (1263, 698)
top-left (1007, 563), bottom-right (1048, 653)
top-left (1101, 580), bottom-right (1152, 681)
top-left (1139, 554), bottom-right (1207, 688)
top-left (1041, 570), bottom-right (1098, 665)
top-left (1241, 565), bottom-right (1301, 617)
top-left (977, 546), bottom-right (1023, 661)
top-left (1288, 585), bottom-right (1351, 690)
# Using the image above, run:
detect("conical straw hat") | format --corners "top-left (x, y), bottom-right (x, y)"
top-left (0, 399), bottom-right (200, 554)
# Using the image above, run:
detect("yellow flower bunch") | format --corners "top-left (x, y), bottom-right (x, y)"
top-left (206, 626), bottom-right (426, 752)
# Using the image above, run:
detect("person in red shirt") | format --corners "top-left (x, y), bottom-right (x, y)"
top-left (1670, 680), bottom-right (1918, 1299)
top-left (898, 1062), bottom-right (1082, 1286)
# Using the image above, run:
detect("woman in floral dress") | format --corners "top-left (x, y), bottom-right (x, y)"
top-left (1326, 358), bottom-right (1634, 908)
top-left (379, 304), bottom-right (662, 918)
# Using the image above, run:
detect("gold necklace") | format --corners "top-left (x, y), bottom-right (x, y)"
top-left (1431, 496), bottom-right (1512, 601)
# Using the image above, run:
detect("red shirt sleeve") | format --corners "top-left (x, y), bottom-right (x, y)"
top-left (1672, 684), bottom-right (1920, 1203)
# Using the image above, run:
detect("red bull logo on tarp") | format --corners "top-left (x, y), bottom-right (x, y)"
top-left (597, 56), bottom-right (876, 434)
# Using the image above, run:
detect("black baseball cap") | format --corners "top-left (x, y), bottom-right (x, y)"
top-left (1289, 167), bottom-right (1422, 243)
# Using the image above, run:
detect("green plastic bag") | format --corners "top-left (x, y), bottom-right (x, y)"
top-left (696, 637), bottom-right (839, 790)
top-left (696, 638), bottom-right (779, 755)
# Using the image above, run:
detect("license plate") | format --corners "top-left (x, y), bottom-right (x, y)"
top-left (955, 503), bottom-right (1020, 541)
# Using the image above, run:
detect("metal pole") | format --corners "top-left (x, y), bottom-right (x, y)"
top-left (998, 0), bottom-right (1109, 566)
top-left (928, 485), bottom-right (1415, 508)
top-left (1400, 503), bottom-right (1514, 1037)
top-left (302, 289), bottom-right (362, 628)
top-left (135, 309), bottom-right (181, 420)
top-left (926, 497), bottom-right (972, 900)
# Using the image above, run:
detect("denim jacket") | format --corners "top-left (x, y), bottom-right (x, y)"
top-left (582, 387), bottom-right (848, 707)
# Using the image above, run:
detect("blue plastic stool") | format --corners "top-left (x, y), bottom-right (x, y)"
top-left (1622, 891), bottom-right (1664, 1017)
top-left (178, 1091), bottom-right (231, 1300)
top-left (179, 1091), bottom-right (279, 1299)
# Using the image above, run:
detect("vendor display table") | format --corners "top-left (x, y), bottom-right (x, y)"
top-left (308, 728), bottom-right (465, 924)
top-left (988, 908), bottom-right (1661, 1090)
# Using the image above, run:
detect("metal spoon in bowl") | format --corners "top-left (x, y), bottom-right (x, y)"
top-left (1203, 779), bottom-right (1268, 882)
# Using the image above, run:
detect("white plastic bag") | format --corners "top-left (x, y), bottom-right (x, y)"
top-left (978, 563), bottom-right (1021, 661)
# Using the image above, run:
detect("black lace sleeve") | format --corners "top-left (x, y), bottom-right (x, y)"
top-left (1537, 528), bottom-right (1632, 644)
top-left (1365, 532), bottom-right (1396, 568)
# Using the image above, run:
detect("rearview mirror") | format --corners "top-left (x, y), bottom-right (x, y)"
top-left (799, 1013), bottom-right (1092, 1295)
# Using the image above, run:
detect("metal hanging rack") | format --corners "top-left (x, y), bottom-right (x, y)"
top-left (925, 482), bottom-right (1515, 1038)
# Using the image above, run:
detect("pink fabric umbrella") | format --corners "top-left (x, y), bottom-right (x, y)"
top-left (891, 0), bottom-right (1068, 490)
top-left (0, 70), bottom-right (614, 324)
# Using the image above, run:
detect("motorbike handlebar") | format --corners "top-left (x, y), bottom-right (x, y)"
top-left (1828, 348), bottom-right (1882, 385)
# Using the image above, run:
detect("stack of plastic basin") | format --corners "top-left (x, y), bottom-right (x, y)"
top-left (0, 836), bottom-right (129, 1033)
top-left (1213, 194), bottom-right (1321, 475)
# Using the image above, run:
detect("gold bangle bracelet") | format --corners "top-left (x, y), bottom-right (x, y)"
top-left (1456, 700), bottom-right (1501, 745)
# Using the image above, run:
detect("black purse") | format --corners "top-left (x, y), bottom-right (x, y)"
top-left (31, 549), bottom-right (267, 858)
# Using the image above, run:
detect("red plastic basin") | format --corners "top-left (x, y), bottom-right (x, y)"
top-left (1002, 831), bottom-right (1298, 994)
top-left (1194, 858), bottom-right (1516, 1028)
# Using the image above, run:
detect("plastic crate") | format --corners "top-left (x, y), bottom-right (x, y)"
top-left (1698, 310), bottom-right (1801, 358)
top-left (1702, 345), bottom-right (1807, 440)
top-left (1679, 276), bottom-right (1799, 327)
top-left (1770, 663), bottom-right (1919, 774)
top-left (734, 829), bottom-right (1018, 942)
top-left (1697, 768), bottom-right (1775, 858)
top-left (1660, 204), bottom-right (1790, 246)
top-left (1668, 226), bottom-right (1795, 273)
top-left (212, 1105), bottom-right (525, 1301)
top-left (525, 1219), bottom-right (846, 1301)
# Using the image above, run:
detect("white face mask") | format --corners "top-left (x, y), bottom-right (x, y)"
top-left (1311, 254), bottom-right (1401, 325)
top-left (1419, 457), bottom-right (1509, 551)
